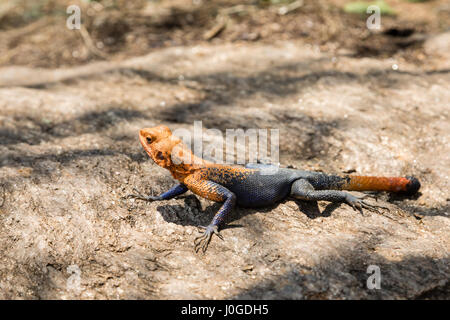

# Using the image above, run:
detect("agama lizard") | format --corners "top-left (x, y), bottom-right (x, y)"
top-left (127, 125), bottom-right (420, 253)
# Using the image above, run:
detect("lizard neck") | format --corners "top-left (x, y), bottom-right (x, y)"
top-left (164, 144), bottom-right (210, 183)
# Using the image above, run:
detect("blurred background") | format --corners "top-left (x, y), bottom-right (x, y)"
top-left (1, 0), bottom-right (449, 68)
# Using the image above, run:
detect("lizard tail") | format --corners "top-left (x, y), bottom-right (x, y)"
top-left (341, 175), bottom-right (420, 195)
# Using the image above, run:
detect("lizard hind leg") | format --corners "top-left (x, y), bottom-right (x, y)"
top-left (290, 179), bottom-right (388, 214)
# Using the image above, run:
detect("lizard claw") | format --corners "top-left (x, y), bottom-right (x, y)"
top-left (346, 195), bottom-right (388, 214)
top-left (125, 188), bottom-right (160, 201)
top-left (194, 225), bottom-right (222, 253)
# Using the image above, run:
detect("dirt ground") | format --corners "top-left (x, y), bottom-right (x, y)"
top-left (0, 0), bottom-right (449, 299)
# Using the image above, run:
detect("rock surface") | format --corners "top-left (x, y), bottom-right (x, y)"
top-left (0, 41), bottom-right (449, 299)
top-left (424, 31), bottom-right (450, 59)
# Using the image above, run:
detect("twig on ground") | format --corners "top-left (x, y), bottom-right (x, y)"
top-left (78, 25), bottom-right (108, 59)
top-left (203, 17), bottom-right (227, 41)
top-left (278, 0), bottom-right (304, 15)
top-left (219, 4), bottom-right (252, 16)
top-left (0, 185), bottom-right (5, 208)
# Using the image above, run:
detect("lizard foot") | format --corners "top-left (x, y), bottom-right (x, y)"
top-left (194, 225), bottom-right (223, 253)
top-left (346, 194), bottom-right (389, 214)
top-left (125, 188), bottom-right (160, 201)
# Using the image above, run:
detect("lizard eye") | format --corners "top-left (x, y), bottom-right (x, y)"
top-left (146, 137), bottom-right (152, 144)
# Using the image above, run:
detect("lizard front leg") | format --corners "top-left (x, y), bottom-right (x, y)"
top-left (127, 184), bottom-right (188, 201)
top-left (290, 179), bottom-right (387, 213)
top-left (184, 174), bottom-right (236, 253)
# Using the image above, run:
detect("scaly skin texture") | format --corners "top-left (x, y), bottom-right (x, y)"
top-left (127, 125), bottom-right (421, 253)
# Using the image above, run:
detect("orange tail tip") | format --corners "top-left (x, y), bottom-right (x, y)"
top-left (345, 175), bottom-right (420, 195)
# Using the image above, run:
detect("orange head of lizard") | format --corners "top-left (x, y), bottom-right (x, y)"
top-left (140, 124), bottom-right (202, 169)
top-left (139, 125), bottom-right (180, 169)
